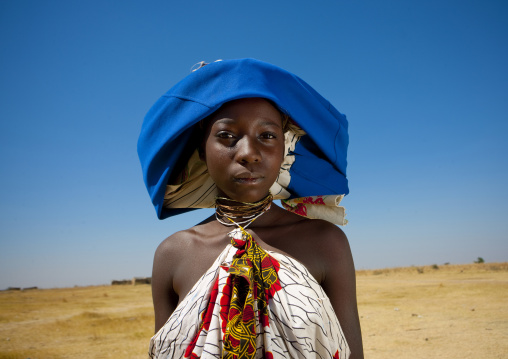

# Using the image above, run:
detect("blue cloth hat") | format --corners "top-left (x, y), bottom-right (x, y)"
top-left (138, 58), bottom-right (349, 220)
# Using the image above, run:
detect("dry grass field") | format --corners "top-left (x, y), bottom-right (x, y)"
top-left (1, 262), bottom-right (506, 359)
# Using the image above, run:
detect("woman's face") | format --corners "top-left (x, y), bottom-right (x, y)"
top-left (202, 98), bottom-right (285, 203)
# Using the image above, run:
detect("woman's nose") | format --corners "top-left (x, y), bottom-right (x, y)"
top-left (235, 136), bottom-right (261, 163)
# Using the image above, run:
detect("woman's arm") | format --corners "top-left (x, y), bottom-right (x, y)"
top-left (320, 225), bottom-right (364, 359)
top-left (151, 236), bottom-right (180, 333)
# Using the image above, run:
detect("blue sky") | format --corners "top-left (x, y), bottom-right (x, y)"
top-left (1, 0), bottom-right (507, 289)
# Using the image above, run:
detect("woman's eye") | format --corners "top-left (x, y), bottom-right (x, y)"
top-left (217, 132), bottom-right (234, 139)
top-left (260, 132), bottom-right (277, 139)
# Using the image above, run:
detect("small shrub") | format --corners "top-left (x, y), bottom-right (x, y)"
top-left (474, 257), bottom-right (485, 264)
top-left (432, 264), bottom-right (439, 270)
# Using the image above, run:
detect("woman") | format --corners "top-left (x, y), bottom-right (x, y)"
top-left (138, 59), bottom-right (363, 359)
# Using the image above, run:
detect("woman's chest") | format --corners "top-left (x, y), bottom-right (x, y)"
top-left (174, 229), bottom-right (324, 304)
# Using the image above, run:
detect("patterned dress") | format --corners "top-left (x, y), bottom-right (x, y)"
top-left (149, 229), bottom-right (350, 359)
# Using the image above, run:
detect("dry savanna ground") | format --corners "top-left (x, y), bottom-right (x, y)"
top-left (1, 262), bottom-right (507, 359)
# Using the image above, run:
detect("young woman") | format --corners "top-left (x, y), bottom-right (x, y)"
top-left (138, 59), bottom-right (363, 359)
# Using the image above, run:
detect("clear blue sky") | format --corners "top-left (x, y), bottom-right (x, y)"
top-left (1, 0), bottom-right (507, 289)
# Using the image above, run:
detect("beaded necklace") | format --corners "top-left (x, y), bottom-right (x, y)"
top-left (215, 192), bottom-right (273, 228)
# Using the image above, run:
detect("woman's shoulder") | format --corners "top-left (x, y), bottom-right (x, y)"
top-left (155, 219), bottom-right (217, 259)
top-left (296, 218), bottom-right (351, 268)
top-left (264, 209), bottom-right (351, 283)
top-left (156, 226), bottom-right (196, 250)
top-left (154, 217), bottom-right (231, 274)
top-left (279, 209), bottom-right (349, 249)
top-left (153, 228), bottom-right (195, 271)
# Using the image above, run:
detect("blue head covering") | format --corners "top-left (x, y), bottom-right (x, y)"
top-left (138, 58), bottom-right (349, 221)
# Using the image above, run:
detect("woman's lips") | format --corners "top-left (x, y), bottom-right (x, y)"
top-left (233, 173), bottom-right (263, 183)
top-left (234, 177), bottom-right (261, 183)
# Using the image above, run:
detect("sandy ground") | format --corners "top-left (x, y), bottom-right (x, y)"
top-left (0, 262), bottom-right (506, 358)
top-left (356, 263), bottom-right (508, 358)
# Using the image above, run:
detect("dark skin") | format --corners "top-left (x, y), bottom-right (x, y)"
top-left (151, 98), bottom-right (364, 358)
